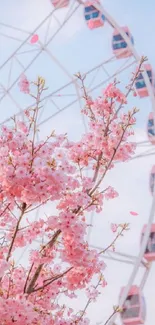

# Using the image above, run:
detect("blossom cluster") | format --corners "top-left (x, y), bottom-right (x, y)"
top-left (0, 77), bottom-right (137, 324)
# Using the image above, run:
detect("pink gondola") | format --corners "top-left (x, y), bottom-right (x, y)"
top-left (149, 165), bottom-right (155, 195)
top-left (120, 286), bottom-right (146, 325)
top-left (51, 0), bottom-right (69, 8)
top-left (112, 27), bottom-right (134, 59)
top-left (135, 64), bottom-right (154, 98)
top-left (84, 1), bottom-right (105, 29)
top-left (147, 112), bottom-right (155, 145)
top-left (141, 224), bottom-right (155, 262)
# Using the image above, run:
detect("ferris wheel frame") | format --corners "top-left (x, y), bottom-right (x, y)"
top-left (76, 1), bottom-right (155, 324)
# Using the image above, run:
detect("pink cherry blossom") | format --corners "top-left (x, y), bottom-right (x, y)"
top-left (18, 74), bottom-right (30, 94)
top-left (101, 279), bottom-right (107, 288)
top-left (86, 287), bottom-right (100, 301)
top-left (111, 223), bottom-right (118, 233)
top-left (0, 260), bottom-right (9, 277)
top-left (0, 76), bottom-right (138, 325)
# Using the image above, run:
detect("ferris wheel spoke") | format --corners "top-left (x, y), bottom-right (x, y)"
top-left (90, 244), bottom-right (147, 267)
top-left (88, 67), bottom-right (102, 88)
top-left (0, 21), bottom-right (31, 35)
top-left (0, 55), bottom-right (121, 126)
top-left (90, 60), bottom-right (136, 94)
top-left (0, 4), bottom-right (81, 120)
top-left (0, 82), bottom-right (22, 115)
top-left (0, 9), bottom-right (58, 71)
top-left (0, 31), bottom-right (28, 43)
top-left (140, 266), bottom-right (151, 290)
top-left (37, 59), bottom-right (136, 127)
top-left (14, 55), bottom-right (25, 69)
top-left (7, 57), bottom-right (14, 89)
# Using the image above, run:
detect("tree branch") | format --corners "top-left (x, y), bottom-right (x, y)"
top-left (26, 229), bottom-right (61, 294)
top-left (116, 56), bottom-right (147, 114)
top-left (103, 308), bottom-right (119, 325)
top-left (75, 278), bottom-right (101, 324)
top-left (6, 202), bottom-right (27, 262)
top-left (30, 266), bottom-right (73, 293)
top-left (89, 112), bottom-right (135, 196)
top-left (99, 225), bottom-right (128, 254)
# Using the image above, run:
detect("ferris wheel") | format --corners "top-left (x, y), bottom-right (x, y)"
top-left (1, 1), bottom-right (155, 324)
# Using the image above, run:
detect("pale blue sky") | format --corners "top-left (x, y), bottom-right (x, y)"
top-left (0, 0), bottom-right (155, 132)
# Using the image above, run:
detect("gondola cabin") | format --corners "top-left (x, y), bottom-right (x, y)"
top-left (147, 112), bottom-right (155, 145)
top-left (112, 27), bottom-right (134, 59)
top-left (149, 165), bottom-right (155, 195)
top-left (84, 1), bottom-right (105, 29)
top-left (120, 286), bottom-right (146, 325)
top-left (135, 64), bottom-right (154, 98)
top-left (141, 224), bottom-right (155, 262)
top-left (51, 0), bottom-right (69, 8)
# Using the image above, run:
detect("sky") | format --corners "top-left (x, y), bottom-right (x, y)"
top-left (1, 0), bottom-right (155, 324)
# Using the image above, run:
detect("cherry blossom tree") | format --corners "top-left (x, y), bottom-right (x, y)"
top-left (0, 58), bottom-right (145, 325)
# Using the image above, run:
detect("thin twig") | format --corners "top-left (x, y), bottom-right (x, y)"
top-left (76, 72), bottom-right (95, 120)
top-left (0, 203), bottom-right (10, 218)
top-left (89, 111), bottom-right (136, 196)
top-left (6, 202), bottom-right (27, 262)
top-left (99, 225), bottom-right (127, 254)
top-left (103, 308), bottom-right (119, 325)
top-left (24, 263), bottom-right (34, 293)
top-left (75, 278), bottom-right (101, 324)
top-left (31, 267), bottom-right (73, 293)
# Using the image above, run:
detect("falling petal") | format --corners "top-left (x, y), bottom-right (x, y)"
top-left (130, 211), bottom-right (138, 216)
top-left (30, 34), bottom-right (39, 44)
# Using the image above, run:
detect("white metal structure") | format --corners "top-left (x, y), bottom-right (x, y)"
top-left (76, 2), bottom-right (155, 325)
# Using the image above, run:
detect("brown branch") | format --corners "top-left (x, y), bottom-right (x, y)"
top-left (90, 99), bottom-right (113, 185)
top-left (24, 263), bottom-right (34, 293)
top-left (99, 225), bottom-right (127, 255)
top-left (0, 203), bottom-right (10, 218)
top-left (34, 133), bottom-right (54, 156)
top-left (89, 112), bottom-right (135, 196)
top-left (25, 198), bottom-right (51, 214)
top-left (78, 58), bottom-right (143, 188)
top-left (26, 229), bottom-right (61, 294)
top-left (103, 307), bottom-right (119, 325)
top-left (76, 72), bottom-right (95, 120)
top-left (30, 77), bottom-right (46, 168)
top-left (30, 266), bottom-right (73, 293)
top-left (75, 278), bottom-right (101, 324)
top-left (26, 264), bottom-right (43, 294)
top-left (40, 229), bottom-right (61, 252)
top-left (6, 202), bottom-right (27, 262)
top-left (92, 152), bottom-right (102, 183)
